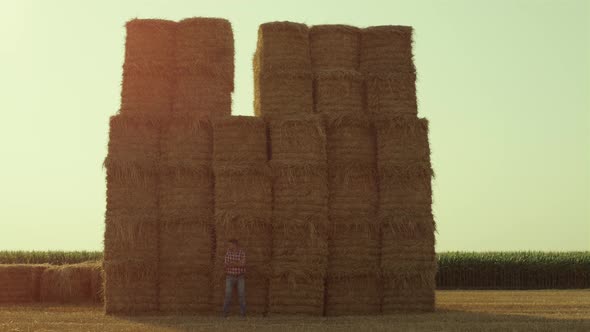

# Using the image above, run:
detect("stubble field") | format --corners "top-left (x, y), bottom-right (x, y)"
top-left (1, 290), bottom-right (588, 331)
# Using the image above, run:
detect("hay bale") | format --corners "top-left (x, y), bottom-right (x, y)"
top-left (103, 259), bottom-right (158, 314)
top-left (268, 272), bottom-right (325, 315)
top-left (314, 70), bottom-right (363, 114)
top-left (120, 19), bottom-right (176, 116)
top-left (159, 222), bottom-right (214, 313)
top-left (160, 172), bottom-right (213, 224)
top-left (360, 26), bottom-right (415, 74)
top-left (329, 168), bottom-right (377, 228)
top-left (268, 115), bottom-right (326, 165)
top-left (255, 22), bottom-right (311, 73)
top-left (214, 167), bottom-right (272, 229)
top-left (310, 25), bottom-right (360, 71)
top-left (40, 263), bottom-right (102, 303)
top-left (325, 112), bottom-right (375, 168)
top-left (366, 73), bottom-right (417, 117)
top-left (380, 206), bottom-right (436, 239)
top-left (104, 114), bottom-right (160, 181)
top-left (325, 275), bottom-right (380, 316)
top-left (0, 264), bottom-right (49, 303)
top-left (328, 226), bottom-right (380, 277)
top-left (175, 18), bottom-right (234, 90)
top-left (161, 115), bottom-right (212, 174)
top-left (381, 267), bottom-right (436, 313)
top-left (212, 116), bottom-right (267, 166)
top-left (173, 76), bottom-right (232, 119)
top-left (374, 115), bottom-right (430, 165)
top-left (90, 263), bottom-right (103, 303)
top-left (254, 71), bottom-right (313, 118)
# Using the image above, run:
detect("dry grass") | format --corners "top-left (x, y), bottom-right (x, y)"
top-left (0, 291), bottom-right (588, 331)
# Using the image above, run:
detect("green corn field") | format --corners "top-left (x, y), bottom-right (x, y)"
top-left (0, 251), bottom-right (103, 265)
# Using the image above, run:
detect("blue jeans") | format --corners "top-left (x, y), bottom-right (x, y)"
top-left (222, 274), bottom-right (246, 315)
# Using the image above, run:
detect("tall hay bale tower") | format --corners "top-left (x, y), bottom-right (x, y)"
top-left (310, 25), bottom-right (381, 315)
top-left (103, 19), bottom-right (176, 314)
top-left (361, 26), bottom-right (436, 312)
top-left (158, 18), bottom-right (234, 313)
top-left (255, 22), bottom-right (329, 315)
top-left (212, 116), bottom-right (272, 314)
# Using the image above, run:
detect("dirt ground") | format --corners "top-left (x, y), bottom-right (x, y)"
top-left (1, 290), bottom-right (588, 331)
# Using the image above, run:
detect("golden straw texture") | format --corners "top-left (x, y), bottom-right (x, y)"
top-left (314, 70), bottom-right (363, 114)
top-left (121, 19), bottom-right (176, 117)
top-left (310, 25), bottom-right (360, 71)
top-left (0, 265), bottom-right (48, 303)
top-left (103, 259), bottom-right (158, 314)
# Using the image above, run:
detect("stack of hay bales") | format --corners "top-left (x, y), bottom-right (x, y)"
top-left (174, 18), bottom-right (234, 118)
top-left (255, 22), bottom-right (328, 315)
top-left (310, 25), bottom-right (381, 315)
top-left (361, 26), bottom-right (436, 312)
top-left (104, 19), bottom-right (177, 314)
top-left (212, 116), bottom-right (271, 314)
top-left (39, 262), bottom-right (103, 304)
top-left (159, 18), bottom-right (233, 313)
top-left (0, 265), bottom-right (48, 303)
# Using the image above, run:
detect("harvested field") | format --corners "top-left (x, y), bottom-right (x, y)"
top-left (1, 291), bottom-right (588, 331)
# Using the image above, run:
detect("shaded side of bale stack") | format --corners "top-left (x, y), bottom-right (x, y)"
top-left (254, 22), bottom-right (313, 118)
top-left (174, 18), bottom-right (234, 119)
top-left (375, 116), bottom-right (436, 313)
top-left (103, 114), bottom-right (160, 314)
top-left (267, 115), bottom-right (328, 315)
top-left (0, 265), bottom-right (49, 303)
top-left (361, 26), bottom-right (417, 117)
top-left (159, 116), bottom-right (214, 313)
top-left (212, 116), bottom-right (271, 314)
top-left (120, 19), bottom-right (176, 119)
top-left (40, 262), bottom-right (102, 304)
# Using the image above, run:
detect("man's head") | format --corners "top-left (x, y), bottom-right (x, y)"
top-left (228, 239), bottom-right (238, 250)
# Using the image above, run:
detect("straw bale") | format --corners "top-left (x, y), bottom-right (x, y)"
top-left (212, 116), bottom-right (267, 165)
top-left (173, 74), bottom-right (232, 118)
top-left (310, 25), bottom-right (360, 71)
top-left (103, 259), bottom-right (158, 314)
top-left (360, 25), bottom-right (415, 74)
top-left (121, 19), bottom-right (176, 116)
top-left (365, 72), bottom-right (417, 117)
top-left (381, 239), bottom-right (435, 274)
top-left (255, 22), bottom-right (311, 73)
top-left (159, 222), bottom-right (213, 312)
top-left (159, 273), bottom-right (211, 313)
top-left (254, 71), bottom-right (313, 117)
top-left (328, 228), bottom-right (380, 277)
top-left (161, 115), bottom-right (212, 174)
top-left (268, 115), bottom-right (326, 164)
top-left (124, 19), bottom-right (176, 64)
top-left (214, 172), bottom-right (272, 229)
top-left (0, 264), bottom-right (49, 303)
top-left (90, 263), bottom-right (103, 303)
top-left (272, 173), bottom-right (329, 231)
top-left (160, 172), bottom-right (213, 225)
top-left (214, 225), bottom-right (272, 269)
top-left (39, 263), bottom-right (102, 303)
top-left (103, 218), bottom-right (158, 261)
top-left (104, 114), bottom-right (160, 181)
top-left (314, 70), bottom-right (363, 114)
top-left (268, 272), bottom-right (324, 315)
top-left (272, 225), bottom-right (329, 275)
top-left (160, 222), bottom-right (214, 273)
top-left (379, 206), bottom-right (436, 239)
top-left (382, 267), bottom-right (436, 313)
top-left (329, 167), bottom-right (377, 227)
top-left (325, 275), bottom-right (380, 315)
top-left (175, 18), bottom-right (234, 90)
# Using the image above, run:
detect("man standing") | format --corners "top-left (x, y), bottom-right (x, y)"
top-left (222, 238), bottom-right (246, 317)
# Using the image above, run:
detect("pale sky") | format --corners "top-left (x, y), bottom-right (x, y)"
top-left (0, 0), bottom-right (588, 251)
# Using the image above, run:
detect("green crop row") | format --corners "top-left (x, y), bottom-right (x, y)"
top-left (0, 250), bottom-right (103, 265)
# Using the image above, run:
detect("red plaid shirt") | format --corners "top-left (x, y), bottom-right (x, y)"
top-left (225, 248), bottom-right (246, 275)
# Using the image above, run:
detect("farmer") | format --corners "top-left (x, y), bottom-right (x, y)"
top-left (222, 238), bottom-right (246, 317)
